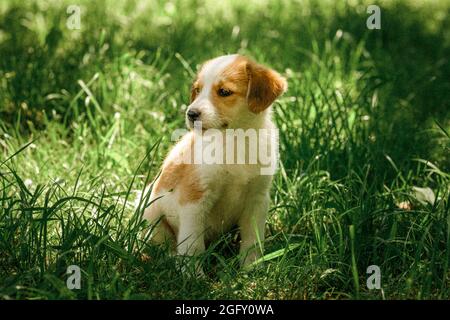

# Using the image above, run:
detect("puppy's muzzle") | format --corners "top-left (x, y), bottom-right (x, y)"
top-left (187, 109), bottom-right (201, 122)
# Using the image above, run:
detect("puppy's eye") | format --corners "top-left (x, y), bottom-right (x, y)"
top-left (218, 88), bottom-right (232, 97)
top-left (193, 87), bottom-right (200, 95)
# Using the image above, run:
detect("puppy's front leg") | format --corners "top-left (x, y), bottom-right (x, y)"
top-left (238, 192), bottom-right (269, 267)
top-left (176, 204), bottom-right (207, 276)
top-left (177, 205), bottom-right (206, 256)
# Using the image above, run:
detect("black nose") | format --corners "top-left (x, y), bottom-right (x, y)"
top-left (187, 109), bottom-right (201, 121)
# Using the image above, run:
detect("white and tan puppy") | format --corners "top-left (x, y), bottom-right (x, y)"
top-left (143, 54), bottom-right (287, 268)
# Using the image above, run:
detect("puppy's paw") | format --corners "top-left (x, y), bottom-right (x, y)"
top-left (240, 251), bottom-right (262, 270)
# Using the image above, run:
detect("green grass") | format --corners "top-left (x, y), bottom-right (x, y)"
top-left (0, 0), bottom-right (449, 299)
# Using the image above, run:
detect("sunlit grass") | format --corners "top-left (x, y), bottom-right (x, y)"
top-left (0, 0), bottom-right (449, 299)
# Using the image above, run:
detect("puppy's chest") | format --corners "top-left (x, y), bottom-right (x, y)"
top-left (222, 168), bottom-right (253, 198)
top-left (205, 165), bottom-right (258, 222)
top-left (204, 164), bottom-right (259, 191)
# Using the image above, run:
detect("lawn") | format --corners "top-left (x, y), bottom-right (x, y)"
top-left (0, 0), bottom-right (449, 299)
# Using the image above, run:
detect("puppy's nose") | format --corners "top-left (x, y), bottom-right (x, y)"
top-left (187, 109), bottom-right (201, 121)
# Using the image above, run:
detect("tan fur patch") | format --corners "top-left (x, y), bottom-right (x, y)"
top-left (154, 136), bottom-right (204, 205)
top-left (209, 56), bottom-right (249, 118)
top-left (217, 56), bottom-right (249, 95)
top-left (245, 58), bottom-right (287, 113)
top-left (190, 79), bottom-right (203, 103)
top-left (206, 55), bottom-right (287, 115)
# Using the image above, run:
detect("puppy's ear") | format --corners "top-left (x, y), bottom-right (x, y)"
top-left (245, 59), bottom-right (287, 113)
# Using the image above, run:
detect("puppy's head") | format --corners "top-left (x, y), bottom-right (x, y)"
top-left (186, 54), bottom-right (287, 130)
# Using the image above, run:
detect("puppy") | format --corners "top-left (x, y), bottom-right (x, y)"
top-left (143, 54), bottom-right (287, 268)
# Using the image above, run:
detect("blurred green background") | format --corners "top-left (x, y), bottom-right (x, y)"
top-left (0, 0), bottom-right (449, 299)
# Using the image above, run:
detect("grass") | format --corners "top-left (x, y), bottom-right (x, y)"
top-left (0, 0), bottom-right (449, 299)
